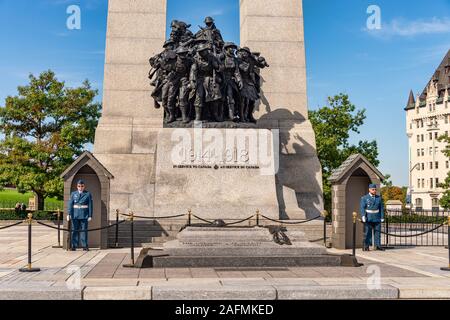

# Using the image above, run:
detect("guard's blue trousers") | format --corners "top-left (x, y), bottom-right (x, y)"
top-left (364, 222), bottom-right (381, 247)
top-left (71, 219), bottom-right (88, 249)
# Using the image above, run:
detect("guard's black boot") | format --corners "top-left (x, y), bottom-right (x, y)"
top-left (363, 246), bottom-right (370, 252)
top-left (83, 248), bottom-right (89, 252)
top-left (375, 246), bottom-right (385, 251)
top-left (180, 107), bottom-right (190, 124)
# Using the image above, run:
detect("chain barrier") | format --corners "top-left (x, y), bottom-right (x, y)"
top-left (378, 222), bottom-right (446, 238)
top-left (120, 213), bottom-right (187, 220)
top-left (260, 214), bottom-right (323, 225)
top-left (36, 220), bottom-right (126, 233)
top-left (0, 220), bottom-right (25, 230)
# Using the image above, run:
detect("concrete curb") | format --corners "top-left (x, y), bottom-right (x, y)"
top-left (0, 287), bottom-right (83, 300)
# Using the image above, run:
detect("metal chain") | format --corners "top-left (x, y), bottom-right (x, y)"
top-left (260, 214), bottom-right (322, 225)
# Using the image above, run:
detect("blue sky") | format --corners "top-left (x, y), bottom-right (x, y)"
top-left (1, 0), bottom-right (450, 187)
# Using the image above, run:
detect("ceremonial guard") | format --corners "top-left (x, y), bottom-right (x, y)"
top-left (359, 184), bottom-right (385, 251)
top-left (67, 180), bottom-right (93, 251)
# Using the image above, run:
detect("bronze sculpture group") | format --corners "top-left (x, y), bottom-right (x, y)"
top-left (149, 17), bottom-right (269, 125)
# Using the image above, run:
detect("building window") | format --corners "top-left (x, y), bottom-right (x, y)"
top-left (435, 132), bottom-right (439, 139)
top-left (429, 147), bottom-right (432, 155)
top-left (446, 161), bottom-right (449, 169)
top-left (430, 178), bottom-right (434, 188)
top-left (422, 149), bottom-right (425, 156)
top-left (435, 161), bottom-right (439, 169)
top-left (430, 162), bottom-right (433, 169)
top-left (416, 198), bottom-right (423, 211)
top-left (417, 149), bottom-right (420, 157)
top-left (446, 116), bottom-right (449, 124)
top-left (435, 147), bottom-right (439, 154)
top-left (422, 134), bottom-right (424, 142)
top-left (421, 120), bottom-right (424, 128)
top-left (417, 135), bottom-right (420, 143)
top-left (422, 179), bottom-right (425, 187)
top-left (422, 163), bottom-right (425, 170)
top-left (432, 198), bottom-right (440, 212)
top-left (417, 179), bottom-right (421, 188)
top-left (436, 178), bottom-right (440, 186)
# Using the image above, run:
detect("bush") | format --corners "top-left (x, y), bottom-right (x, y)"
top-left (0, 210), bottom-right (57, 221)
top-left (387, 214), bottom-right (447, 224)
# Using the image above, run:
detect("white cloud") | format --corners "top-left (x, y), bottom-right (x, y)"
top-left (365, 17), bottom-right (450, 39)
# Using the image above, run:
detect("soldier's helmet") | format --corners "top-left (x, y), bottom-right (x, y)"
top-left (223, 42), bottom-right (237, 50)
top-left (204, 16), bottom-right (214, 24)
top-left (238, 47), bottom-right (251, 54)
top-left (176, 47), bottom-right (189, 55)
top-left (163, 40), bottom-right (175, 48)
top-left (196, 43), bottom-right (211, 53)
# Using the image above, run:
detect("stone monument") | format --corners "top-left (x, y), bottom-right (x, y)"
top-left (93, 0), bottom-right (323, 222)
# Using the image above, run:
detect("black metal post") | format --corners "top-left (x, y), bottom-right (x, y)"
top-left (441, 216), bottom-right (450, 271)
top-left (52, 209), bottom-right (62, 249)
top-left (256, 210), bottom-right (260, 227)
top-left (345, 212), bottom-right (363, 267)
top-left (188, 209), bottom-right (192, 226)
top-left (67, 218), bottom-right (72, 251)
top-left (352, 212), bottom-right (357, 257)
top-left (19, 213), bottom-right (40, 272)
top-left (123, 212), bottom-right (135, 268)
top-left (323, 210), bottom-right (328, 247)
top-left (112, 209), bottom-right (123, 249)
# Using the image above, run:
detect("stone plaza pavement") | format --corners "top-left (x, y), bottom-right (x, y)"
top-left (0, 224), bottom-right (449, 300)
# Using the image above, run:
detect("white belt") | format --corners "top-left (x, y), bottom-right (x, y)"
top-left (366, 209), bottom-right (379, 214)
top-left (73, 205), bottom-right (88, 209)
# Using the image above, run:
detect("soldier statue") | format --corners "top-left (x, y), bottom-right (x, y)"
top-left (149, 39), bottom-right (176, 110)
top-left (189, 43), bottom-right (222, 122)
top-left (169, 20), bottom-right (195, 48)
top-left (67, 180), bottom-right (93, 251)
top-left (149, 17), bottom-right (269, 126)
top-left (173, 46), bottom-right (193, 124)
top-left (195, 17), bottom-right (224, 52)
top-left (360, 184), bottom-right (385, 252)
top-left (218, 42), bottom-right (243, 122)
top-left (237, 47), bottom-right (268, 123)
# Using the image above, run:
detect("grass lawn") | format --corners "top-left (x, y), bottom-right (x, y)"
top-left (0, 189), bottom-right (63, 209)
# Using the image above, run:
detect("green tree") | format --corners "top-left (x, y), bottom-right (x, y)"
top-left (309, 94), bottom-right (380, 212)
top-left (438, 134), bottom-right (450, 209)
top-left (0, 70), bottom-right (101, 210)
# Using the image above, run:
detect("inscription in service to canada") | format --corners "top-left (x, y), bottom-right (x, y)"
top-left (169, 129), bottom-right (279, 174)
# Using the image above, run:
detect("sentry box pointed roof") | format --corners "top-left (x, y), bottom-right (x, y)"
top-left (329, 153), bottom-right (385, 184)
top-left (60, 151), bottom-right (114, 180)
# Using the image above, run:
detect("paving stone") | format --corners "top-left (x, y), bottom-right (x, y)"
top-left (275, 285), bottom-right (399, 300)
top-left (152, 285), bottom-right (277, 300)
top-left (0, 287), bottom-right (82, 300)
top-left (83, 286), bottom-right (151, 300)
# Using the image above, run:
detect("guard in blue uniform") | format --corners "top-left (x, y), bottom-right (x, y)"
top-left (67, 180), bottom-right (93, 251)
top-left (360, 184), bottom-right (385, 251)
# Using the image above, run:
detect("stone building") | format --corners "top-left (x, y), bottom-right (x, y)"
top-left (405, 49), bottom-right (450, 211)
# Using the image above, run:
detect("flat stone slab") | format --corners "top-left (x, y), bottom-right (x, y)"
top-left (161, 227), bottom-right (328, 257)
top-left (0, 287), bottom-right (83, 300)
top-left (151, 255), bottom-right (342, 268)
top-left (275, 285), bottom-right (399, 300)
top-left (83, 286), bottom-right (152, 300)
top-left (152, 285), bottom-right (277, 300)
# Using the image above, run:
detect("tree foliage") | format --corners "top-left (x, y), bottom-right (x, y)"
top-left (438, 134), bottom-right (450, 209)
top-left (0, 70), bottom-right (101, 209)
top-left (309, 94), bottom-right (380, 211)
